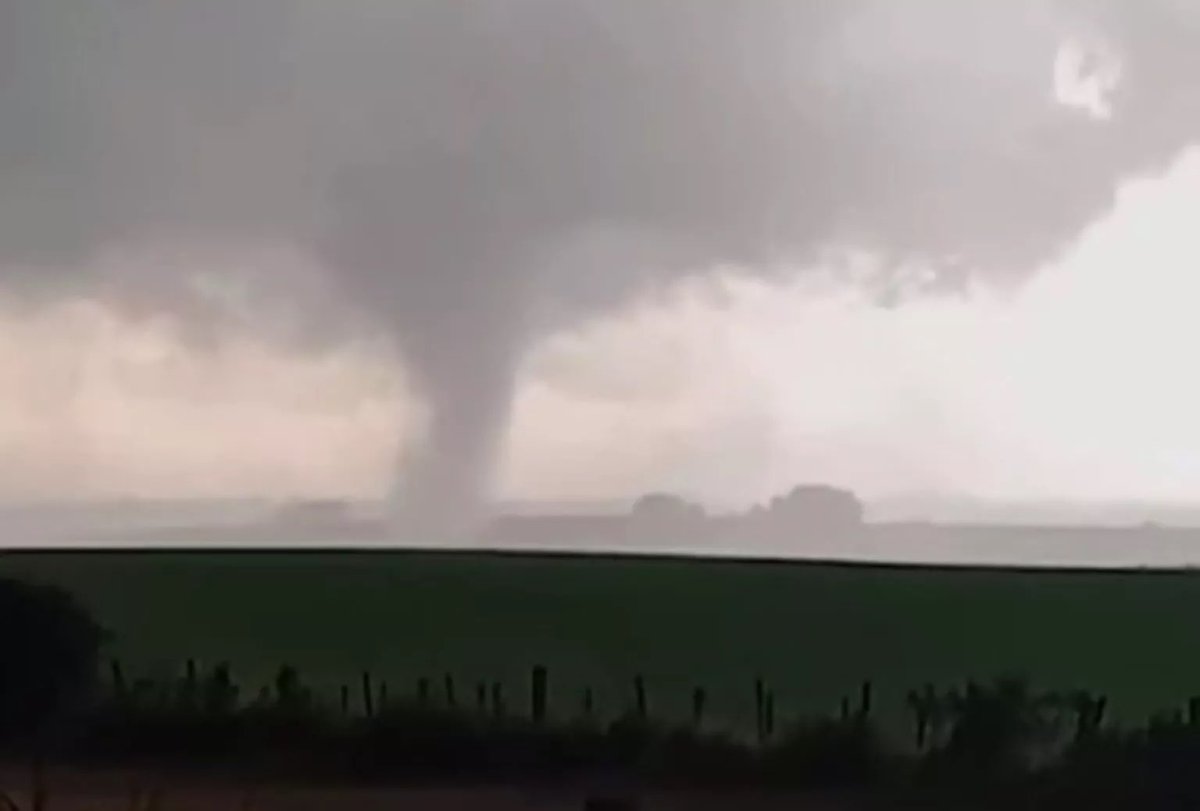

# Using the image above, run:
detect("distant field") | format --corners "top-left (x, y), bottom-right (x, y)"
top-left (3, 549), bottom-right (1200, 738)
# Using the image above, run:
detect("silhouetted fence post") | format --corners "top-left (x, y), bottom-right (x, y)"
top-left (859, 680), bottom-right (873, 723)
top-left (582, 687), bottom-right (595, 721)
top-left (476, 682), bottom-right (487, 714)
top-left (1067, 690), bottom-right (1107, 743)
top-left (691, 687), bottom-right (707, 729)
top-left (1092, 694), bottom-right (1108, 736)
top-left (444, 674), bottom-right (457, 709)
top-left (361, 671), bottom-right (374, 718)
top-left (906, 685), bottom-right (935, 750)
top-left (111, 659), bottom-right (127, 703)
top-left (492, 681), bottom-right (506, 719)
top-left (633, 675), bottom-right (648, 721)
top-left (418, 677), bottom-right (430, 707)
top-left (184, 658), bottom-right (198, 707)
top-left (754, 677), bottom-right (766, 743)
top-left (531, 665), bottom-right (548, 724)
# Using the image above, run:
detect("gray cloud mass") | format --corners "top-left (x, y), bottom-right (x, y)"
top-left (3, 0), bottom-right (1200, 525)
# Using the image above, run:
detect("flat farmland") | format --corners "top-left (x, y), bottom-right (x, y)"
top-left (2, 549), bottom-right (1198, 737)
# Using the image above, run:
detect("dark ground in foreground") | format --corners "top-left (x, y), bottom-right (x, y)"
top-left (0, 765), bottom-right (863, 811)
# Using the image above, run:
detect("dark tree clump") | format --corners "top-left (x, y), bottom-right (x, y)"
top-left (0, 577), bottom-right (105, 743)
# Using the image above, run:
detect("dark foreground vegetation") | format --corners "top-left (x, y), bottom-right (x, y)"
top-left (10, 573), bottom-right (1200, 808)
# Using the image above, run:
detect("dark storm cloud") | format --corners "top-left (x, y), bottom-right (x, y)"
top-left (2, 0), bottom-right (1200, 522)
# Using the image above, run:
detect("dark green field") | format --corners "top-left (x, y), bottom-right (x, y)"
top-left (3, 549), bottom-right (1200, 739)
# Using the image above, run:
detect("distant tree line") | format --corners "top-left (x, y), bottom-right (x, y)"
top-left (487, 483), bottom-right (866, 546)
top-left (629, 484), bottom-right (864, 540)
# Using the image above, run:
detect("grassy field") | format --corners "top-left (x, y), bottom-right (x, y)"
top-left (2, 549), bottom-right (1200, 738)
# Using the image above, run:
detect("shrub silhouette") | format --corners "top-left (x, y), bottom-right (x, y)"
top-left (202, 662), bottom-right (238, 717)
top-left (933, 677), bottom-right (1058, 778)
top-left (760, 714), bottom-right (884, 788)
top-left (273, 665), bottom-right (309, 714)
top-left (1057, 688), bottom-right (1107, 744)
top-left (0, 577), bottom-right (104, 745)
top-left (906, 683), bottom-right (940, 750)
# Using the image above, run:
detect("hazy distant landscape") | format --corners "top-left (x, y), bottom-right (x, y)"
top-left (6, 494), bottom-right (1200, 569)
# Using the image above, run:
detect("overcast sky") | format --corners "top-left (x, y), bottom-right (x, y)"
top-left (3, 1), bottom-right (1200, 516)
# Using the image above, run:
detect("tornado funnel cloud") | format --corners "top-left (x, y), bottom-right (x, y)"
top-left (394, 336), bottom-right (519, 533)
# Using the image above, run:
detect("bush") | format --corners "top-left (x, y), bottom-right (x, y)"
top-left (0, 577), bottom-right (105, 745)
